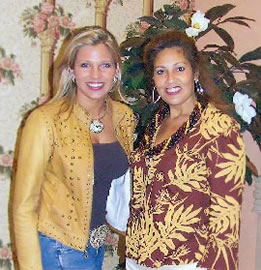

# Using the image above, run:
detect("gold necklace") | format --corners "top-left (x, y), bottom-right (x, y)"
top-left (89, 101), bottom-right (108, 134)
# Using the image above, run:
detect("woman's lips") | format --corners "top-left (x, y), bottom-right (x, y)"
top-left (86, 82), bottom-right (104, 90)
top-left (166, 86), bottom-right (181, 95)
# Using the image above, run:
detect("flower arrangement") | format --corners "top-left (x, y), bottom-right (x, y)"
top-left (0, 47), bottom-right (21, 85)
top-left (0, 146), bottom-right (13, 179)
top-left (0, 240), bottom-right (12, 270)
top-left (20, 1), bottom-right (75, 45)
top-left (120, 3), bottom-right (261, 184)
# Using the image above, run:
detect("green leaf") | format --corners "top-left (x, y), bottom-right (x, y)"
top-left (239, 47), bottom-right (261, 62)
top-left (7, 70), bottom-right (15, 85)
top-left (212, 25), bottom-right (234, 51)
top-left (154, 9), bottom-right (165, 20)
top-left (225, 16), bottom-right (255, 21)
top-left (0, 47), bottom-right (5, 57)
top-left (222, 19), bottom-right (251, 28)
top-left (241, 63), bottom-right (261, 80)
top-left (120, 37), bottom-right (146, 49)
top-left (139, 16), bottom-right (164, 28)
top-left (220, 51), bottom-right (240, 67)
top-left (245, 164), bottom-right (253, 185)
top-left (163, 17), bottom-right (188, 30)
top-left (143, 27), bottom-right (164, 38)
top-left (163, 4), bottom-right (180, 16)
top-left (205, 4), bottom-right (235, 22)
top-left (58, 5), bottom-right (64, 16)
top-left (131, 72), bottom-right (144, 89)
top-left (202, 44), bottom-right (229, 51)
top-left (221, 16), bottom-right (255, 27)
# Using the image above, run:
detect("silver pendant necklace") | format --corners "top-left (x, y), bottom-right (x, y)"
top-left (89, 102), bottom-right (108, 134)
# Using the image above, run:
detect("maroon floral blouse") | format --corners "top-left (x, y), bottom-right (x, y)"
top-left (126, 103), bottom-right (246, 270)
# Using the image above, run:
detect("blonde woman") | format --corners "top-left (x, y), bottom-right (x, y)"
top-left (13, 26), bottom-right (135, 270)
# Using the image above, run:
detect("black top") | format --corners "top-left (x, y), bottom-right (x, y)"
top-left (90, 141), bottom-right (129, 230)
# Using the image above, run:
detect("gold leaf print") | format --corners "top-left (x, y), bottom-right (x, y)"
top-left (169, 245), bottom-right (191, 264)
top-left (215, 137), bottom-right (245, 192)
top-left (199, 105), bottom-right (233, 140)
top-left (163, 203), bottom-right (202, 239)
top-left (209, 233), bottom-right (239, 270)
top-left (209, 194), bottom-right (240, 235)
top-left (167, 147), bottom-right (209, 193)
top-left (132, 166), bottom-right (145, 209)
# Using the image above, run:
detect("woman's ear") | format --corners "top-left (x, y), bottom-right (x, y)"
top-left (68, 67), bottom-right (74, 74)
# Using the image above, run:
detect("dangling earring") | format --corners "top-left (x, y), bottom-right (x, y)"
top-left (152, 86), bottom-right (161, 103)
top-left (113, 76), bottom-right (118, 85)
top-left (194, 79), bottom-right (204, 95)
top-left (109, 76), bottom-right (118, 93)
top-left (72, 74), bottom-right (76, 84)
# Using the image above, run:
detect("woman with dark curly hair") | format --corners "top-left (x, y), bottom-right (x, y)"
top-left (126, 30), bottom-right (246, 270)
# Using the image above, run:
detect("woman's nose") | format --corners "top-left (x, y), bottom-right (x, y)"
top-left (167, 72), bottom-right (176, 83)
top-left (90, 66), bottom-right (100, 79)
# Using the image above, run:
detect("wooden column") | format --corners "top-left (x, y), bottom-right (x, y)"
top-left (39, 0), bottom-right (56, 97)
top-left (95, 0), bottom-right (109, 28)
top-left (143, 0), bottom-right (153, 16)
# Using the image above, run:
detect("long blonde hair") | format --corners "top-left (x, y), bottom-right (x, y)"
top-left (51, 26), bottom-right (121, 105)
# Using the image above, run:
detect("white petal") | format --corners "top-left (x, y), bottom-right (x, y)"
top-left (185, 27), bottom-right (199, 37)
top-left (246, 106), bottom-right (257, 118)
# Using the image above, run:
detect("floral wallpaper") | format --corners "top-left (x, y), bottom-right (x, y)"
top-left (0, 47), bottom-right (21, 85)
top-left (21, 2), bottom-right (75, 45)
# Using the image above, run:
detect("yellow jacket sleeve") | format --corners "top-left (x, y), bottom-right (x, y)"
top-left (13, 108), bottom-right (52, 270)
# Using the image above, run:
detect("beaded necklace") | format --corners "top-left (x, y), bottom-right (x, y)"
top-left (143, 102), bottom-right (203, 158)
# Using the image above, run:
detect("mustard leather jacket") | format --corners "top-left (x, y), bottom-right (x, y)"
top-left (13, 97), bottom-right (135, 270)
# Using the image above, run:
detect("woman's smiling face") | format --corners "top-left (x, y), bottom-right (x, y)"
top-left (73, 43), bottom-right (118, 105)
top-left (153, 47), bottom-right (197, 110)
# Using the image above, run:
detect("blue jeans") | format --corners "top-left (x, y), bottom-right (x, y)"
top-left (39, 232), bottom-right (105, 270)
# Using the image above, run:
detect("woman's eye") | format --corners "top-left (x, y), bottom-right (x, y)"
top-left (155, 69), bottom-right (165, 75)
top-left (80, 63), bottom-right (90, 68)
top-left (177, 66), bottom-right (185, 72)
top-left (102, 63), bottom-right (112, 68)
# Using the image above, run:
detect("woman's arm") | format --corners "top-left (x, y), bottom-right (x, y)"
top-left (199, 120), bottom-right (246, 270)
top-left (13, 108), bottom-right (52, 270)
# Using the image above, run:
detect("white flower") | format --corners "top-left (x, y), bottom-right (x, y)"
top-left (233, 92), bottom-right (256, 124)
top-left (185, 10), bottom-right (210, 37)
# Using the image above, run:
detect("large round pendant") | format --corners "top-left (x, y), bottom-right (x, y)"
top-left (89, 119), bottom-right (104, 134)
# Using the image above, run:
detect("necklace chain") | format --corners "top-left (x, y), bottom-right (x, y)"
top-left (89, 101), bottom-right (108, 134)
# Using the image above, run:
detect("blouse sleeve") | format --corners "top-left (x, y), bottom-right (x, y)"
top-left (12, 108), bottom-right (52, 270)
top-left (199, 120), bottom-right (246, 270)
